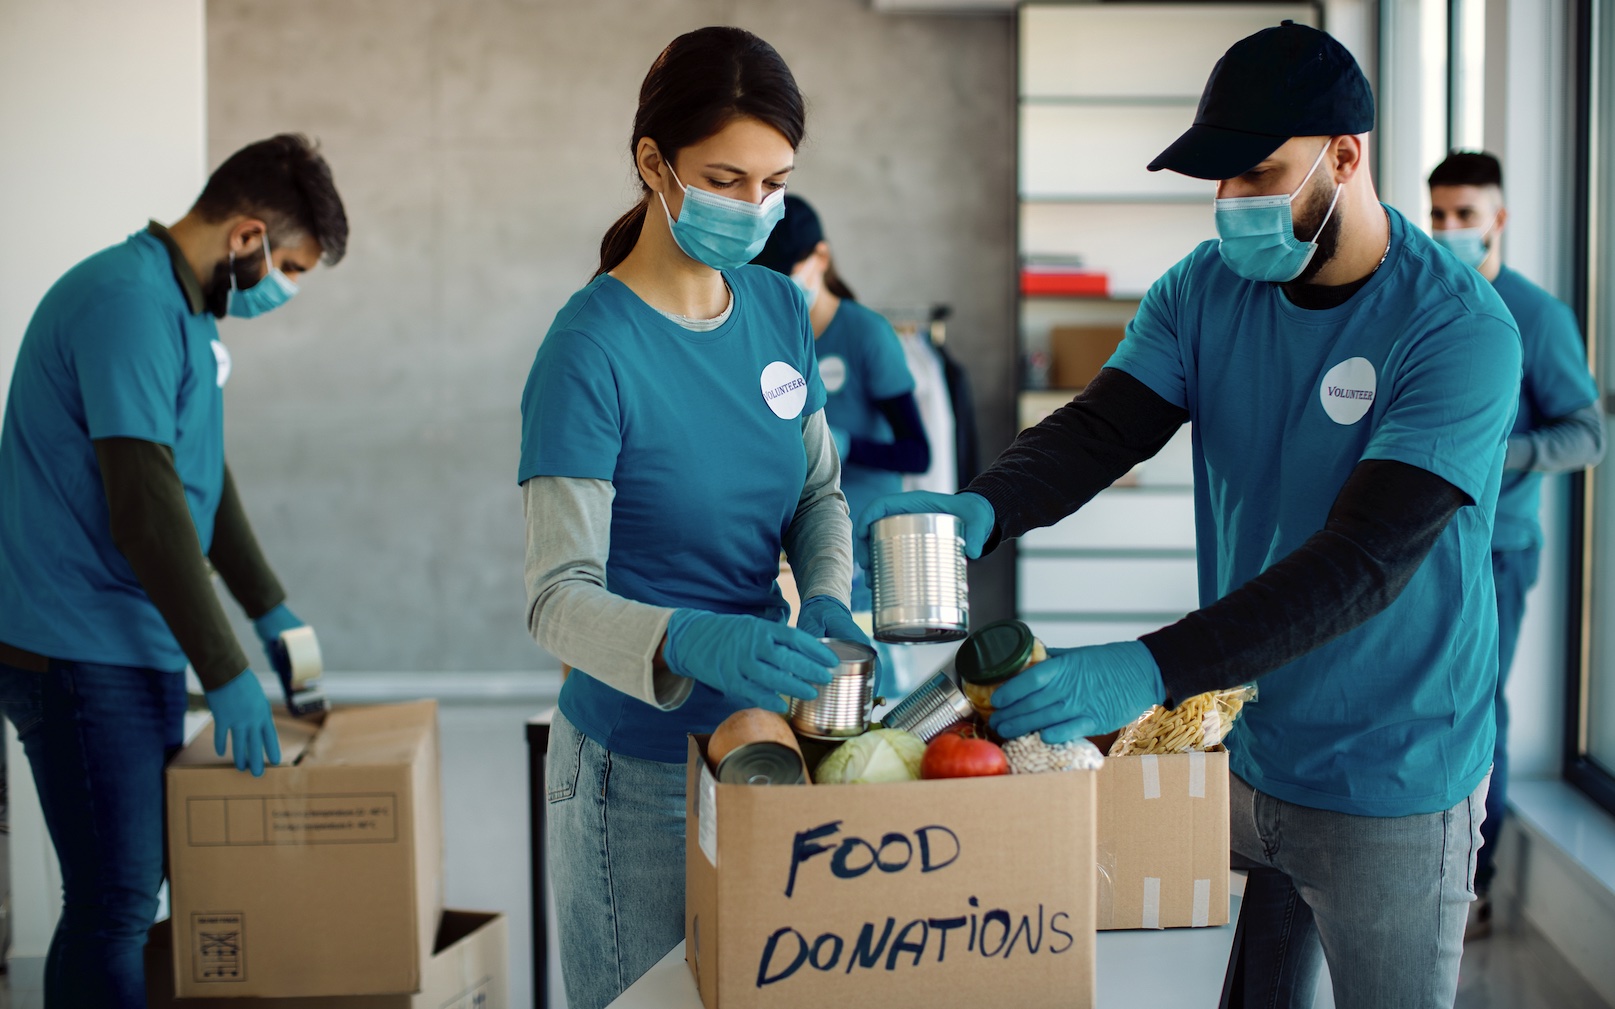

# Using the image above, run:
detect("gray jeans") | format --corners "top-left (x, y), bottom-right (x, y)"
top-left (1225, 772), bottom-right (1488, 1009)
top-left (546, 712), bottom-right (688, 1009)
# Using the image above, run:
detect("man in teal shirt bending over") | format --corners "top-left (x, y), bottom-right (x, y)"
top-left (1428, 150), bottom-right (1604, 938)
top-left (0, 134), bottom-right (347, 1008)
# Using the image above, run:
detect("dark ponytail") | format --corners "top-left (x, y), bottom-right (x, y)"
top-left (823, 261), bottom-right (857, 302)
top-left (594, 27), bottom-right (806, 278)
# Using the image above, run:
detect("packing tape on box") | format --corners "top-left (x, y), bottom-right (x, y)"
top-left (1141, 753), bottom-right (1161, 799)
top-left (279, 626), bottom-right (323, 688)
top-left (1142, 877), bottom-right (1161, 929)
top-left (1188, 750), bottom-right (1206, 798)
top-left (1192, 878), bottom-right (1212, 928)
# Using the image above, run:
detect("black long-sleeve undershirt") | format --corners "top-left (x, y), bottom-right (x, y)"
top-left (966, 368), bottom-right (1471, 706)
top-left (845, 392), bottom-right (931, 473)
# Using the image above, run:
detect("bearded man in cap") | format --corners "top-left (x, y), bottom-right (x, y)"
top-left (856, 22), bottom-right (1519, 1009)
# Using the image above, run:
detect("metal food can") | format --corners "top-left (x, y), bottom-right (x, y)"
top-left (870, 512), bottom-right (969, 643)
top-left (787, 639), bottom-right (878, 741)
top-left (882, 668), bottom-right (977, 742)
top-left (715, 742), bottom-right (807, 785)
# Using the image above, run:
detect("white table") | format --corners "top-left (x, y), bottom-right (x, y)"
top-left (608, 875), bottom-right (1245, 1008)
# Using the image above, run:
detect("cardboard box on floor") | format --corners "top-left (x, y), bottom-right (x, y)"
top-left (1095, 747), bottom-right (1230, 930)
top-left (146, 910), bottom-right (507, 1009)
top-left (166, 700), bottom-right (443, 999)
top-left (685, 736), bottom-right (1097, 1009)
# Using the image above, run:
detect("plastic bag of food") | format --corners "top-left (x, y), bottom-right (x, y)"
top-left (1108, 684), bottom-right (1257, 756)
top-left (1003, 732), bottom-right (1105, 773)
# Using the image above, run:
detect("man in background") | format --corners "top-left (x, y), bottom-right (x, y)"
top-left (1428, 150), bottom-right (1605, 938)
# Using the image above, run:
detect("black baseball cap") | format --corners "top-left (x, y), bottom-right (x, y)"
top-left (752, 193), bottom-right (824, 274)
top-left (1149, 21), bottom-right (1375, 181)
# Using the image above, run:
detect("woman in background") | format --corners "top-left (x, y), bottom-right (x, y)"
top-left (755, 196), bottom-right (931, 627)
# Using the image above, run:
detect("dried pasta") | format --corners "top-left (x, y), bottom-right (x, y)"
top-left (1108, 685), bottom-right (1257, 756)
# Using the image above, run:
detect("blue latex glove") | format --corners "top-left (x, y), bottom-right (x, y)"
top-left (989, 640), bottom-right (1166, 743)
top-left (829, 426), bottom-right (852, 460)
top-left (794, 594), bottom-right (885, 696)
top-left (853, 490), bottom-right (995, 569)
top-left (664, 610), bottom-right (838, 713)
top-left (252, 602), bottom-right (306, 678)
top-left (204, 669), bottom-right (282, 776)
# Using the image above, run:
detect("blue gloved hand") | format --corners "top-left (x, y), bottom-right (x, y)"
top-left (794, 594), bottom-right (885, 696)
top-left (853, 490), bottom-right (995, 569)
top-left (830, 426), bottom-right (852, 460)
top-left (989, 640), bottom-right (1165, 743)
top-left (664, 610), bottom-right (838, 713)
top-left (204, 669), bottom-right (282, 776)
top-left (252, 602), bottom-right (306, 678)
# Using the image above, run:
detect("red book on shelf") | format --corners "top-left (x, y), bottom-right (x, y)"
top-left (1020, 270), bottom-right (1109, 297)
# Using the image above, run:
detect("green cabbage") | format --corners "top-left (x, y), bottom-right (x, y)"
top-left (813, 728), bottom-right (926, 784)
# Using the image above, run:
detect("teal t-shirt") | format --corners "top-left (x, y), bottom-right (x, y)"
top-left (815, 299), bottom-right (914, 609)
top-left (519, 265), bottom-right (827, 762)
top-left (0, 230), bottom-right (226, 671)
top-left (1107, 207), bottom-right (1522, 817)
top-left (1489, 266), bottom-right (1598, 552)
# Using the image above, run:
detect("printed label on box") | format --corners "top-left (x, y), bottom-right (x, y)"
top-left (697, 762), bottom-right (718, 867)
top-left (439, 978), bottom-right (491, 1008)
top-left (186, 793), bottom-right (398, 846)
top-left (190, 912), bottom-right (246, 983)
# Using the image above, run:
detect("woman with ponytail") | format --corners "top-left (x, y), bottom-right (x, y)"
top-left (517, 27), bottom-right (870, 1009)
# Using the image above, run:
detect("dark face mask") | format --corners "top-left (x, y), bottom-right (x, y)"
top-left (206, 252), bottom-right (267, 319)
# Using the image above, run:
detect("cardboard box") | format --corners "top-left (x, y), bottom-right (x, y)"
top-left (685, 736), bottom-right (1097, 1009)
top-left (166, 701), bottom-right (443, 999)
top-left (146, 910), bottom-right (508, 1009)
top-left (1094, 747), bottom-right (1230, 930)
top-left (1050, 325), bottom-right (1128, 390)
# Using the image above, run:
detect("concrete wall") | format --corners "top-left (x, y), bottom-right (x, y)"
top-left (0, 0), bottom-right (208, 961)
top-left (205, 0), bottom-right (1017, 674)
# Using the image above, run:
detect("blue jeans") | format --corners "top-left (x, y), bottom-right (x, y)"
top-left (546, 712), bottom-right (687, 1009)
top-left (0, 659), bottom-right (187, 1009)
top-left (1223, 772), bottom-right (1487, 1009)
top-left (1476, 547), bottom-right (1538, 895)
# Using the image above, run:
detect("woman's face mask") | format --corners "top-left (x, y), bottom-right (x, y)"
top-left (1214, 140), bottom-right (1342, 283)
top-left (658, 163), bottom-right (787, 272)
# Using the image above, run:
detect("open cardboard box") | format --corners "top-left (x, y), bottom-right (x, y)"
top-left (146, 910), bottom-right (507, 1008)
top-left (165, 701), bottom-right (443, 999)
top-left (685, 734), bottom-right (1097, 1009)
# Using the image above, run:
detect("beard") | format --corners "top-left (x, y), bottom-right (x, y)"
top-left (1288, 173), bottom-right (1343, 285)
top-left (206, 252), bottom-right (269, 318)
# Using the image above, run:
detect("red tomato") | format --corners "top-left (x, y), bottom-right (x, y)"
top-left (920, 725), bottom-right (1010, 779)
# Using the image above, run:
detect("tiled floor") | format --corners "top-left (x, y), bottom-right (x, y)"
top-left (0, 701), bottom-right (1609, 1009)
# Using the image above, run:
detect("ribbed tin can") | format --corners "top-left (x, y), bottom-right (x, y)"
top-left (715, 742), bottom-right (807, 785)
top-left (870, 513), bottom-right (969, 643)
top-left (787, 639), bottom-right (877, 740)
top-left (882, 668), bottom-right (976, 742)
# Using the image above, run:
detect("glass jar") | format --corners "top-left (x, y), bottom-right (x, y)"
top-left (955, 619), bottom-right (1047, 720)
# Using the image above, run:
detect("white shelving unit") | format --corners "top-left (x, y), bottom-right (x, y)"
top-left (1014, 3), bottom-right (1315, 639)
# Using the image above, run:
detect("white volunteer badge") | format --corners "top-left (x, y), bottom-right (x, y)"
top-left (760, 361), bottom-right (809, 420)
top-left (1319, 357), bottom-right (1376, 425)
top-left (211, 339), bottom-right (232, 389)
top-left (819, 355), bottom-right (848, 394)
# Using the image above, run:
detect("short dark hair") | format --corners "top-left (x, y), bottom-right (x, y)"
top-left (194, 134), bottom-right (348, 265)
top-left (1428, 150), bottom-right (1503, 191)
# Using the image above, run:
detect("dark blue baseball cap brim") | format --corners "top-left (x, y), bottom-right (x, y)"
top-left (1148, 123), bottom-right (1290, 181)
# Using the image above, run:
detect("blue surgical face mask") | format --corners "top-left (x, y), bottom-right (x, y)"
top-left (658, 165), bottom-right (787, 272)
top-left (790, 266), bottom-right (820, 306)
top-left (1431, 219), bottom-right (1495, 269)
top-left (227, 233), bottom-right (299, 319)
top-left (1214, 141), bottom-right (1342, 283)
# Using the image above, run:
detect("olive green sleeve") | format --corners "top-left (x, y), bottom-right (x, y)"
top-left (94, 437), bottom-right (249, 691)
top-left (208, 465), bottom-right (286, 620)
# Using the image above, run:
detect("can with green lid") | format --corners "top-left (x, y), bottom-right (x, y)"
top-left (954, 619), bottom-right (1047, 719)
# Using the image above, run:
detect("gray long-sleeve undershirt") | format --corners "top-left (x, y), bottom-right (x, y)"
top-left (523, 408), bottom-right (853, 710)
top-left (1504, 401), bottom-right (1606, 472)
